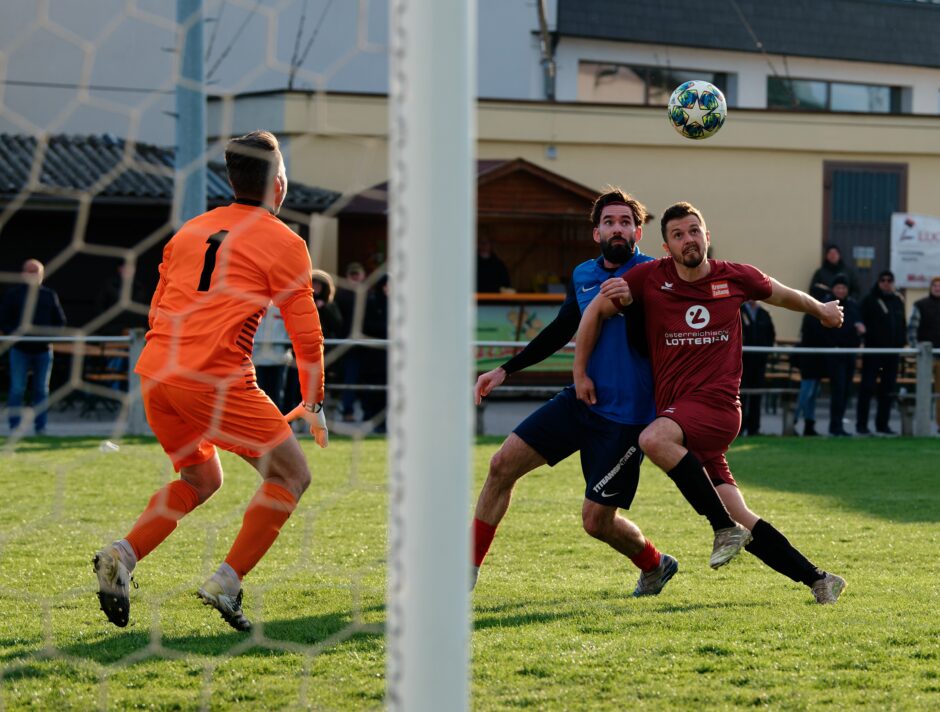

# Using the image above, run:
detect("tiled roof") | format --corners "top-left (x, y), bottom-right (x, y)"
top-left (557, 0), bottom-right (940, 69)
top-left (0, 134), bottom-right (339, 213)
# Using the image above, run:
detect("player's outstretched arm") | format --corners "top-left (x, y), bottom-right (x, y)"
top-left (764, 278), bottom-right (844, 328)
top-left (573, 295), bottom-right (619, 404)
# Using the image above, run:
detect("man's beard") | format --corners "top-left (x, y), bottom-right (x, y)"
top-left (601, 237), bottom-right (635, 264)
top-left (678, 245), bottom-right (705, 268)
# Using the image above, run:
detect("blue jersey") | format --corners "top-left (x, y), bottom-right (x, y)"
top-left (569, 252), bottom-right (655, 425)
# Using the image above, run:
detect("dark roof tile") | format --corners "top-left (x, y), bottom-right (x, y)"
top-left (557, 0), bottom-right (940, 69)
top-left (0, 134), bottom-right (339, 213)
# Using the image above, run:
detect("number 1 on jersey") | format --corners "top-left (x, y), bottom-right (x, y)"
top-left (197, 230), bottom-right (229, 291)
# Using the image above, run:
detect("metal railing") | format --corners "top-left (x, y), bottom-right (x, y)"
top-left (1, 334), bottom-right (937, 437)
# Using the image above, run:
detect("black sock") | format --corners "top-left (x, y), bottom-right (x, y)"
top-left (745, 519), bottom-right (825, 586)
top-left (666, 452), bottom-right (735, 531)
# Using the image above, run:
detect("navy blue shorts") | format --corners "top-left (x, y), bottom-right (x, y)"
top-left (513, 386), bottom-right (646, 510)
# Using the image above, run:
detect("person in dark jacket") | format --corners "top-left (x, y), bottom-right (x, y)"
top-left (312, 269), bottom-right (344, 340)
top-left (334, 262), bottom-right (366, 422)
top-left (908, 276), bottom-right (940, 426)
top-left (856, 270), bottom-right (906, 435)
top-left (360, 274), bottom-right (389, 430)
top-left (282, 270), bottom-right (345, 415)
top-left (794, 312), bottom-right (827, 436)
top-left (476, 236), bottom-right (512, 293)
top-left (809, 244), bottom-right (860, 301)
top-left (0, 259), bottom-right (66, 434)
top-left (739, 300), bottom-right (776, 436)
top-left (824, 276), bottom-right (864, 437)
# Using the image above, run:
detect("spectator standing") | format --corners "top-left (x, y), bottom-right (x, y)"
top-left (283, 271), bottom-right (343, 414)
top-left (908, 275), bottom-right (940, 427)
top-left (856, 270), bottom-right (906, 435)
top-left (252, 304), bottom-right (292, 413)
top-left (312, 269), bottom-right (344, 340)
top-left (0, 259), bottom-right (66, 434)
top-left (794, 313), bottom-right (827, 437)
top-left (824, 276), bottom-right (864, 437)
top-left (476, 236), bottom-right (512, 293)
top-left (809, 244), bottom-right (860, 300)
top-left (739, 300), bottom-right (776, 436)
top-left (361, 274), bottom-right (389, 430)
top-left (334, 262), bottom-right (366, 422)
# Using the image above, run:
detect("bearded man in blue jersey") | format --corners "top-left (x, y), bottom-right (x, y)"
top-left (470, 188), bottom-right (677, 597)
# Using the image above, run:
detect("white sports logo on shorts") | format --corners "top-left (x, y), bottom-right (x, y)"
top-left (685, 305), bottom-right (710, 330)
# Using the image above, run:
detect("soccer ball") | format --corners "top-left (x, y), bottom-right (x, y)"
top-left (667, 80), bottom-right (727, 140)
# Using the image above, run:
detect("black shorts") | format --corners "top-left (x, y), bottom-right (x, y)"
top-left (513, 386), bottom-right (646, 510)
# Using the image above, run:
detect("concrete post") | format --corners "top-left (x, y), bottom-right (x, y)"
top-left (914, 342), bottom-right (933, 437)
top-left (126, 329), bottom-right (149, 436)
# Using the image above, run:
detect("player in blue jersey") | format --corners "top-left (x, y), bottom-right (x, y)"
top-left (470, 188), bottom-right (677, 597)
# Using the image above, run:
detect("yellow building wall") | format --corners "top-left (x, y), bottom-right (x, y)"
top-left (223, 92), bottom-right (940, 340)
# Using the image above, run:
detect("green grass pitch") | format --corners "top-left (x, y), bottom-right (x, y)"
top-left (0, 435), bottom-right (937, 709)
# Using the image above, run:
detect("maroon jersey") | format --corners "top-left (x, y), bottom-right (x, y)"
top-left (622, 258), bottom-right (773, 409)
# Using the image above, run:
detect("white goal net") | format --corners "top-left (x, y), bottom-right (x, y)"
top-left (0, 1), bottom-right (472, 709)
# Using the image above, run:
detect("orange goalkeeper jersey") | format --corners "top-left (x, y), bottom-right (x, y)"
top-left (135, 201), bottom-right (324, 402)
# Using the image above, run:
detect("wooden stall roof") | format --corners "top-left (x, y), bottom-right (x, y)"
top-left (338, 158), bottom-right (597, 218)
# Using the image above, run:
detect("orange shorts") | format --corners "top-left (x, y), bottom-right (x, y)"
top-left (141, 378), bottom-right (293, 471)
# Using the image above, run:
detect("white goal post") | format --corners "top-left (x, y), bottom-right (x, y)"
top-left (386, 0), bottom-right (476, 710)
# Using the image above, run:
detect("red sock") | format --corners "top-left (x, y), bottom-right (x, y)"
top-left (224, 481), bottom-right (297, 579)
top-left (472, 518), bottom-right (497, 567)
top-left (629, 539), bottom-right (662, 572)
top-left (125, 479), bottom-right (201, 560)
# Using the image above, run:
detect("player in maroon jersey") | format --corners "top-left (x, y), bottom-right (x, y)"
top-left (574, 202), bottom-right (847, 603)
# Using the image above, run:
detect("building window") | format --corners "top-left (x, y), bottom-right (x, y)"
top-left (578, 62), bottom-right (730, 106)
top-left (768, 77), bottom-right (903, 113)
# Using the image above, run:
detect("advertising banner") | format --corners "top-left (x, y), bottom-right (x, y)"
top-left (476, 302), bottom-right (571, 372)
top-left (890, 213), bottom-right (940, 288)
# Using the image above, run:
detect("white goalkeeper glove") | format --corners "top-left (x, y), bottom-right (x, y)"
top-left (287, 401), bottom-right (329, 448)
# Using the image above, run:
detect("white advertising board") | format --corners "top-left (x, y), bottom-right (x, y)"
top-left (890, 213), bottom-right (940, 288)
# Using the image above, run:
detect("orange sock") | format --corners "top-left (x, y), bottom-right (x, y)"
top-left (125, 479), bottom-right (200, 560)
top-left (224, 481), bottom-right (297, 579)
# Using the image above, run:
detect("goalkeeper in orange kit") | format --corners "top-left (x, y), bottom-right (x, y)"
top-left (93, 130), bottom-right (328, 632)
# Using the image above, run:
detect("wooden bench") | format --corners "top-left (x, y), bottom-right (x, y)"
top-left (85, 372), bottom-right (128, 386)
top-left (78, 373), bottom-right (126, 415)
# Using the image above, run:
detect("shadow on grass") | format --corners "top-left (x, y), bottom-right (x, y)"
top-left (0, 636), bottom-right (44, 664)
top-left (470, 597), bottom-right (767, 631)
top-left (59, 606), bottom-right (385, 666)
top-left (473, 608), bottom-right (575, 631)
top-left (655, 600), bottom-right (766, 615)
top-left (726, 437), bottom-right (940, 523)
top-left (471, 597), bottom-right (594, 631)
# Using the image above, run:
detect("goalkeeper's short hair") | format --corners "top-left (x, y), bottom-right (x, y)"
top-left (225, 130), bottom-right (282, 201)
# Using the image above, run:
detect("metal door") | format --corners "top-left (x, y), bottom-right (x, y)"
top-left (823, 162), bottom-right (908, 295)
